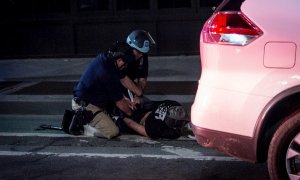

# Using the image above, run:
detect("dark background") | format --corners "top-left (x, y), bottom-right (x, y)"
top-left (0, 0), bottom-right (222, 58)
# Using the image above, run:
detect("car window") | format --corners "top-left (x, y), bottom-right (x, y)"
top-left (215, 0), bottom-right (244, 12)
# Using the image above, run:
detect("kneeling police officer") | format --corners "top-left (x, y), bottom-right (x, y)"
top-left (72, 42), bottom-right (135, 139)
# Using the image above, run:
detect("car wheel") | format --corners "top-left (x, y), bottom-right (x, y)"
top-left (268, 110), bottom-right (300, 180)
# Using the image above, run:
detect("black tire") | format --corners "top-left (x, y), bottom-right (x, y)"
top-left (268, 110), bottom-right (300, 180)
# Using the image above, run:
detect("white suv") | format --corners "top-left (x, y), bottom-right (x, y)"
top-left (191, 0), bottom-right (300, 179)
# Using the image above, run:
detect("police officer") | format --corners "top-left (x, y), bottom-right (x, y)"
top-left (120, 30), bottom-right (156, 107)
top-left (72, 42), bottom-right (135, 139)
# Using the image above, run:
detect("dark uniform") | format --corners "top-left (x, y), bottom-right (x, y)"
top-left (73, 53), bottom-right (123, 139)
top-left (73, 53), bottom-right (123, 109)
top-left (122, 54), bottom-right (148, 81)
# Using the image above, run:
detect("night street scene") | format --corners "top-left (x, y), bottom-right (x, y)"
top-left (1, 0), bottom-right (299, 179)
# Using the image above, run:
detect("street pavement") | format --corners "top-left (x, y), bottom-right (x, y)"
top-left (0, 55), bottom-right (200, 135)
top-left (0, 56), bottom-right (271, 180)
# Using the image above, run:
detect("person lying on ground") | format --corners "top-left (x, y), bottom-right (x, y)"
top-left (115, 100), bottom-right (192, 139)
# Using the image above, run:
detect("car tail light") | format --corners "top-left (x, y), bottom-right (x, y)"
top-left (202, 11), bottom-right (263, 46)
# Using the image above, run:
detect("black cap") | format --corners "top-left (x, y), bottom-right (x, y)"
top-left (108, 41), bottom-right (134, 63)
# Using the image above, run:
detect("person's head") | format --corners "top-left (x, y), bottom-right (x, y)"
top-left (114, 58), bottom-right (126, 70)
top-left (126, 30), bottom-right (155, 60)
top-left (144, 100), bottom-right (190, 139)
top-left (108, 41), bottom-right (134, 70)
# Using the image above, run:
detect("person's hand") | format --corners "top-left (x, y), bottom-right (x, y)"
top-left (124, 96), bottom-right (137, 110)
top-left (133, 96), bottom-right (143, 105)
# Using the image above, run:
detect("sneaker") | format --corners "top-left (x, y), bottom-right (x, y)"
top-left (112, 116), bottom-right (119, 123)
top-left (83, 124), bottom-right (97, 137)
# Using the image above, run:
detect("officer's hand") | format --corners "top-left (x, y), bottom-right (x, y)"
top-left (133, 96), bottom-right (142, 105)
top-left (124, 96), bottom-right (137, 110)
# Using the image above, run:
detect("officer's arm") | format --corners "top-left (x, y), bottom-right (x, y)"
top-left (137, 77), bottom-right (147, 91)
top-left (120, 76), bottom-right (143, 96)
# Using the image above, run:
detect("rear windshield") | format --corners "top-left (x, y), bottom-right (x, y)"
top-left (215, 0), bottom-right (245, 12)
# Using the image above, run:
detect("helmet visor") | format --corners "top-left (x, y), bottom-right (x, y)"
top-left (136, 32), bottom-right (155, 48)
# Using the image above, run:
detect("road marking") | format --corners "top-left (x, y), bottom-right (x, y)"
top-left (0, 133), bottom-right (240, 161)
top-left (0, 82), bottom-right (40, 95)
top-left (0, 150), bottom-right (241, 161)
top-left (162, 145), bottom-right (204, 157)
top-left (0, 132), bottom-right (73, 137)
top-left (0, 132), bottom-right (195, 141)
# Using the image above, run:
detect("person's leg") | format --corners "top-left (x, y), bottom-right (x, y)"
top-left (85, 104), bottom-right (119, 139)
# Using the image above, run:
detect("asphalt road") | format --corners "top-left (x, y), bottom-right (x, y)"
top-left (0, 56), bottom-right (270, 179)
top-left (0, 136), bottom-right (270, 180)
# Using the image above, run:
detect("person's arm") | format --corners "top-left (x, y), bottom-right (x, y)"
top-left (137, 77), bottom-right (147, 92)
top-left (120, 76), bottom-right (143, 97)
top-left (122, 111), bottom-right (151, 137)
top-left (123, 117), bottom-right (147, 137)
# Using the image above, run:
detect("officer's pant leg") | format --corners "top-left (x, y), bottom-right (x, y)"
top-left (85, 104), bottom-right (119, 139)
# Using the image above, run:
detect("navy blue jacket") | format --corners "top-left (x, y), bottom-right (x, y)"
top-left (73, 53), bottom-right (123, 109)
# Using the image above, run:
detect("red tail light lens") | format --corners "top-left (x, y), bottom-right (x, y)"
top-left (202, 11), bottom-right (263, 46)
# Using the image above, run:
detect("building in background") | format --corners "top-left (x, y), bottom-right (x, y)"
top-left (0, 0), bottom-right (221, 58)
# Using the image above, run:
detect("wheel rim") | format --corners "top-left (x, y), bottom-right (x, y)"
top-left (286, 132), bottom-right (300, 179)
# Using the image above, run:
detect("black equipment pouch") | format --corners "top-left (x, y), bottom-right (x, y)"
top-left (68, 108), bottom-right (94, 135)
top-left (61, 107), bottom-right (94, 135)
top-left (37, 108), bottom-right (94, 134)
top-left (62, 109), bottom-right (75, 134)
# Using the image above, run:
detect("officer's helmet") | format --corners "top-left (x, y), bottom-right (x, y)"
top-left (126, 30), bottom-right (155, 54)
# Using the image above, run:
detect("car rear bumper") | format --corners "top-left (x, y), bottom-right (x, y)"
top-left (191, 123), bottom-right (257, 163)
